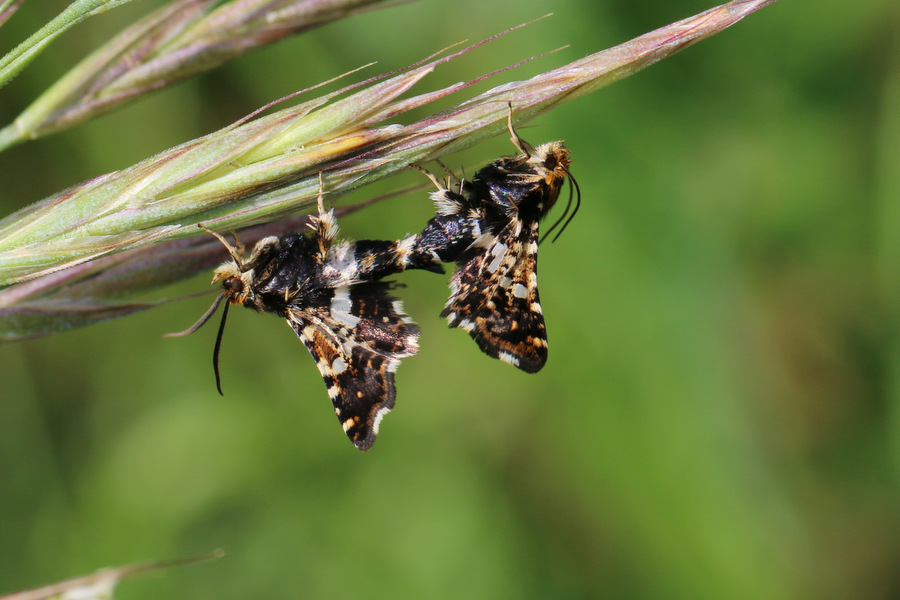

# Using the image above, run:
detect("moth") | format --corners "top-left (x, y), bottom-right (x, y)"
top-left (413, 115), bottom-right (578, 373)
top-left (169, 186), bottom-right (431, 451)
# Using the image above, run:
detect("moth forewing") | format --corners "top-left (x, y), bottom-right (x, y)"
top-left (432, 127), bottom-right (575, 373)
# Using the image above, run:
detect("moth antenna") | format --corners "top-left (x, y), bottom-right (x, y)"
top-left (539, 191), bottom-right (569, 245)
top-left (164, 292), bottom-right (227, 337)
top-left (212, 299), bottom-right (231, 396)
top-left (506, 102), bottom-right (535, 157)
top-left (549, 167), bottom-right (581, 243)
top-left (199, 224), bottom-right (245, 271)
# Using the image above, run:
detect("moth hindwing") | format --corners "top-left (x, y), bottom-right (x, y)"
top-left (286, 281), bottom-right (418, 450)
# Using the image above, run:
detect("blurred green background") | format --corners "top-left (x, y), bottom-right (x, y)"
top-left (2, 0), bottom-right (899, 598)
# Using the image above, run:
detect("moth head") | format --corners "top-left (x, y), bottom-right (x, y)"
top-left (166, 225), bottom-right (271, 396)
top-left (169, 262), bottom-right (247, 397)
top-left (211, 261), bottom-right (241, 286)
top-left (533, 141), bottom-right (571, 190)
top-left (211, 261), bottom-right (253, 305)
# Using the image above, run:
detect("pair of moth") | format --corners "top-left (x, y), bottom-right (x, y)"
top-left (172, 121), bottom-right (577, 450)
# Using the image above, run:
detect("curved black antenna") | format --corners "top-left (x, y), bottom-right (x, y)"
top-left (539, 167), bottom-right (581, 244)
top-left (540, 178), bottom-right (573, 244)
top-left (212, 300), bottom-right (231, 396)
top-left (163, 292), bottom-right (226, 337)
top-left (549, 167), bottom-right (581, 244)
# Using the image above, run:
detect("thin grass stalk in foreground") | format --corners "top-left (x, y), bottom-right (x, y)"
top-left (0, 550), bottom-right (223, 600)
top-left (0, 0), bottom-right (393, 151)
top-left (0, 0), bottom-right (138, 89)
top-left (0, 0), bottom-right (26, 29)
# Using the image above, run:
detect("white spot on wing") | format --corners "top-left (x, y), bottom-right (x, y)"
top-left (512, 283), bottom-right (528, 298)
top-left (372, 406), bottom-right (391, 435)
top-left (332, 356), bottom-right (347, 374)
top-left (331, 286), bottom-right (360, 328)
top-left (486, 243), bottom-right (507, 273)
top-left (499, 351), bottom-right (520, 367)
top-left (327, 242), bottom-right (358, 280)
top-left (331, 287), bottom-right (352, 312)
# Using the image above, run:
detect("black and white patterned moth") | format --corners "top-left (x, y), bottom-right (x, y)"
top-left (169, 189), bottom-right (429, 451)
top-left (413, 119), bottom-right (577, 373)
top-left (170, 116), bottom-right (576, 449)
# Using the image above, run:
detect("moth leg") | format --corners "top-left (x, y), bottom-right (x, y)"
top-left (506, 102), bottom-right (535, 158)
top-left (434, 160), bottom-right (460, 186)
top-left (231, 231), bottom-right (246, 259)
top-left (409, 163), bottom-right (445, 192)
top-left (311, 172), bottom-right (338, 260)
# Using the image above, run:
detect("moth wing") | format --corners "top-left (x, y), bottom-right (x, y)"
top-left (287, 282), bottom-right (419, 451)
top-left (441, 218), bottom-right (548, 373)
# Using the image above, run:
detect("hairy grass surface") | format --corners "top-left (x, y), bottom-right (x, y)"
top-left (0, 0), bottom-right (773, 341)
